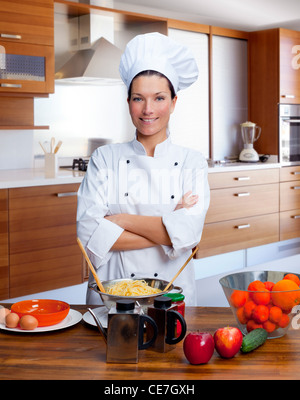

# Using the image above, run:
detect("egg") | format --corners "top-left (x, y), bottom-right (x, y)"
top-left (5, 312), bottom-right (20, 328)
top-left (0, 307), bottom-right (10, 324)
top-left (19, 315), bottom-right (39, 330)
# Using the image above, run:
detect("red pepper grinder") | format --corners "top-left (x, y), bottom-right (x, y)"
top-left (163, 293), bottom-right (185, 337)
top-left (146, 296), bottom-right (186, 352)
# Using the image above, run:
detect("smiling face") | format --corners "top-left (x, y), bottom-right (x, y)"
top-left (128, 73), bottom-right (177, 143)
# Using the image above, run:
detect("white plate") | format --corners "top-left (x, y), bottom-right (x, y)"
top-left (83, 306), bottom-right (108, 328)
top-left (0, 309), bottom-right (82, 333)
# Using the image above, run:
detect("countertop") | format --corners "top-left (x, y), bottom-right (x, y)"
top-left (1, 305), bottom-right (300, 381)
top-left (0, 157), bottom-right (281, 189)
top-left (207, 155), bottom-right (280, 172)
top-left (0, 168), bottom-right (85, 189)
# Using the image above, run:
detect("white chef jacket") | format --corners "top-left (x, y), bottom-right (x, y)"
top-left (77, 132), bottom-right (210, 306)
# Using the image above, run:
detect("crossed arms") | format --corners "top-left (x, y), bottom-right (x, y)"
top-left (105, 191), bottom-right (198, 251)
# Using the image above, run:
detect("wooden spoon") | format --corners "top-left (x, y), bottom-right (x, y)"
top-left (77, 238), bottom-right (106, 293)
top-left (50, 137), bottom-right (55, 153)
top-left (39, 141), bottom-right (47, 154)
top-left (163, 246), bottom-right (199, 292)
top-left (54, 140), bottom-right (62, 154)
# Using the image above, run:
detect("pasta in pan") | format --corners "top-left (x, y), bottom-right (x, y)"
top-left (106, 280), bottom-right (162, 296)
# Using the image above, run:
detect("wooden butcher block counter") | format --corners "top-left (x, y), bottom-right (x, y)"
top-left (0, 305), bottom-right (300, 381)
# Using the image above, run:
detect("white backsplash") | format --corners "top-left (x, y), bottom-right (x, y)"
top-left (0, 130), bottom-right (34, 170)
top-left (33, 82), bottom-right (134, 159)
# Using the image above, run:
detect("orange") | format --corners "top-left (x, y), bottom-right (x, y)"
top-left (248, 280), bottom-right (265, 292)
top-left (277, 313), bottom-right (290, 329)
top-left (252, 289), bottom-right (271, 306)
top-left (269, 306), bottom-right (283, 324)
top-left (244, 300), bottom-right (256, 319)
top-left (252, 305), bottom-right (269, 324)
top-left (263, 320), bottom-right (276, 333)
top-left (236, 306), bottom-right (248, 324)
top-left (248, 280), bottom-right (266, 301)
top-left (271, 279), bottom-right (300, 312)
top-left (283, 274), bottom-right (300, 286)
top-left (246, 319), bottom-right (263, 333)
top-left (264, 281), bottom-right (275, 291)
top-left (230, 290), bottom-right (249, 308)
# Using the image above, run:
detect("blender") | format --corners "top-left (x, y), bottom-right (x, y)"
top-left (239, 121), bottom-right (261, 162)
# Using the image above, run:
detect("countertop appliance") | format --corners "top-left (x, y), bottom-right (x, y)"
top-left (239, 121), bottom-right (261, 162)
top-left (60, 158), bottom-right (89, 171)
top-left (280, 104), bottom-right (300, 165)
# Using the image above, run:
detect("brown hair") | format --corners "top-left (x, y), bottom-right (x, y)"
top-left (128, 70), bottom-right (176, 100)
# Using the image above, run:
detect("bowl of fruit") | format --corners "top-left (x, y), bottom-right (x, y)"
top-left (219, 271), bottom-right (300, 339)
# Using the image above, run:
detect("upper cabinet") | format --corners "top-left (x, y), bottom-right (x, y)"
top-left (0, 0), bottom-right (54, 94)
top-left (280, 29), bottom-right (300, 104)
top-left (0, 0), bottom-right (54, 46)
top-left (249, 28), bottom-right (300, 156)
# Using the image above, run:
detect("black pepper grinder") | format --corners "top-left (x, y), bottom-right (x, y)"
top-left (146, 296), bottom-right (187, 352)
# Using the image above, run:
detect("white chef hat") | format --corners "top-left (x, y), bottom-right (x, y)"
top-left (119, 32), bottom-right (198, 93)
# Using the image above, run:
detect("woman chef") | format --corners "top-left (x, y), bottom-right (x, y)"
top-left (77, 32), bottom-right (210, 306)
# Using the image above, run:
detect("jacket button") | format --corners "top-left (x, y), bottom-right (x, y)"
top-left (126, 160), bottom-right (130, 164)
top-left (124, 192), bottom-right (128, 196)
top-left (154, 273), bottom-right (158, 277)
top-left (171, 195), bottom-right (175, 199)
top-left (174, 162), bottom-right (178, 166)
top-left (131, 273), bottom-right (135, 277)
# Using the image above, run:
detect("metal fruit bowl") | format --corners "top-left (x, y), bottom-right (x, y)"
top-left (89, 277), bottom-right (182, 311)
top-left (219, 271), bottom-right (300, 339)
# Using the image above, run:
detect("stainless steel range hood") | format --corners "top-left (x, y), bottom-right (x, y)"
top-left (55, 14), bottom-right (123, 84)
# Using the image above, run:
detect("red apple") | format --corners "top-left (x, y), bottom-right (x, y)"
top-left (183, 331), bottom-right (215, 364)
top-left (214, 326), bottom-right (243, 358)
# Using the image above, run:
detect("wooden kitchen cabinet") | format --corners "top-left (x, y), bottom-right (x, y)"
top-left (280, 165), bottom-right (300, 241)
top-left (0, 189), bottom-right (9, 299)
top-left (249, 28), bottom-right (300, 156)
top-left (196, 168), bottom-right (280, 258)
top-left (0, 0), bottom-right (54, 46)
top-left (197, 214), bottom-right (279, 258)
top-left (0, 0), bottom-right (54, 95)
top-left (208, 168), bottom-right (279, 189)
top-left (280, 29), bottom-right (300, 104)
top-left (8, 183), bottom-right (83, 298)
top-left (0, 41), bottom-right (54, 95)
top-left (206, 183), bottom-right (279, 223)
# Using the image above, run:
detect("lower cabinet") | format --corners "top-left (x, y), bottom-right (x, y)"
top-left (197, 168), bottom-right (280, 259)
top-left (280, 166), bottom-right (300, 241)
top-left (8, 183), bottom-right (83, 299)
top-left (0, 190), bottom-right (9, 299)
top-left (197, 213), bottom-right (279, 258)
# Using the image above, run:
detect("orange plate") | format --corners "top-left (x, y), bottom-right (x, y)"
top-left (11, 299), bottom-right (70, 327)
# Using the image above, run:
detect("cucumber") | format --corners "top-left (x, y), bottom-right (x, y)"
top-left (241, 328), bottom-right (268, 353)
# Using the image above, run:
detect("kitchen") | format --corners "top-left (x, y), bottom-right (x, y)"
top-left (1, 0), bottom-right (300, 381)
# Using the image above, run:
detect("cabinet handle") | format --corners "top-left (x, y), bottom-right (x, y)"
top-left (235, 224), bottom-right (250, 229)
top-left (292, 186), bottom-right (300, 190)
top-left (0, 83), bottom-right (22, 88)
top-left (281, 94), bottom-right (295, 99)
top-left (235, 176), bottom-right (250, 181)
top-left (283, 119), bottom-right (300, 123)
top-left (291, 215), bottom-right (300, 219)
top-left (292, 171), bottom-right (300, 175)
top-left (56, 192), bottom-right (77, 197)
top-left (1, 33), bottom-right (22, 40)
top-left (234, 192), bottom-right (250, 197)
